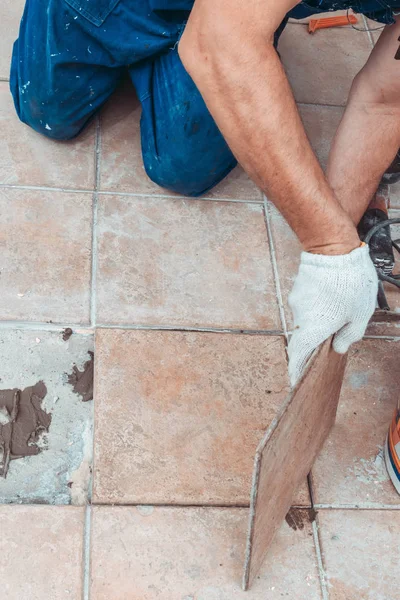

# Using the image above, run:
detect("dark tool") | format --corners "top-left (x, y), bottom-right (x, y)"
top-left (364, 218), bottom-right (400, 311)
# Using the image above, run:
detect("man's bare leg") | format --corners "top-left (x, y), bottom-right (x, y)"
top-left (326, 18), bottom-right (400, 225)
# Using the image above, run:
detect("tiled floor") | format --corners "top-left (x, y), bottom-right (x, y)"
top-left (1, 5), bottom-right (399, 600)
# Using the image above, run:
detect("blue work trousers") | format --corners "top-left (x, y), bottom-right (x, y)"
top-left (10, 1), bottom-right (400, 196)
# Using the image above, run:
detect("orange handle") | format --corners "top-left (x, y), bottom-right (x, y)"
top-left (308, 14), bottom-right (358, 33)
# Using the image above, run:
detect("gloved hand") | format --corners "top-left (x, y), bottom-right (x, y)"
top-left (288, 244), bottom-right (378, 387)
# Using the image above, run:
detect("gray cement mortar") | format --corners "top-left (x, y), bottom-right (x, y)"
top-left (0, 328), bottom-right (94, 505)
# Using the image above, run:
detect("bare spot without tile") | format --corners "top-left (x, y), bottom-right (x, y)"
top-left (0, 381), bottom-right (51, 478)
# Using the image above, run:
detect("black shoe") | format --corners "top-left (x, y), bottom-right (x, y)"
top-left (357, 208), bottom-right (395, 275)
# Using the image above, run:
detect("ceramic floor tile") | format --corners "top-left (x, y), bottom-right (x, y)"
top-left (294, 480), bottom-right (312, 508)
top-left (206, 165), bottom-right (262, 202)
top-left (0, 188), bottom-right (92, 323)
top-left (91, 506), bottom-right (321, 599)
top-left (0, 0), bottom-right (25, 80)
top-left (312, 339), bottom-right (400, 507)
top-left (279, 23), bottom-right (372, 106)
top-left (93, 330), bottom-right (291, 505)
top-left (382, 214), bottom-right (400, 313)
top-left (0, 82), bottom-right (96, 189)
top-left (390, 183), bottom-right (400, 209)
top-left (96, 195), bottom-right (279, 330)
top-left (318, 509), bottom-right (400, 599)
top-left (99, 83), bottom-right (161, 195)
top-left (366, 319), bottom-right (400, 337)
top-left (372, 25), bottom-right (385, 46)
top-left (299, 104), bottom-right (344, 171)
top-left (99, 82), bottom-right (262, 201)
top-left (267, 204), bottom-right (301, 331)
top-left (0, 506), bottom-right (84, 600)
top-left (269, 204), bottom-right (400, 330)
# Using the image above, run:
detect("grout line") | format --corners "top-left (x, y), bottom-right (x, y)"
top-left (2, 318), bottom-right (400, 340)
top-left (308, 467), bottom-right (329, 599)
top-left (263, 197), bottom-right (288, 343)
top-left (89, 194), bottom-right (98, 328)
top-left (94, 115), bottom-right (102, 192)
top-left (95, 323), bottom-right (285, 335)
top-left (0, 183), bottom-right (262, 205)
top-left (98, 190), bottom-right (263, 204)
top-left (297, 101), bottom-right (345, 110)
top-left (89, 116), bottom-right (101, 327)
top-left (0, 320), bottom-right (93, 333)
top-left (307, 471), bottom-right (316, 506)
top-left (91, 501), bottom-right (310, 509)
top-left (315, 503), bottom-right (400, 510)
top-left (0, 319), bottom-right (284, 335)
top-left (0, 184), bottom-right (94, 194)
top-left (83, 330), bottom-right (96, 600)
top-left (364, 335), bottom-right (400, 341)
top-left (0, 77), bottom-right (9, 82)
top-left (362, 14), bottom-right (375, 47)
top-left (312, 519), bottom-right (330, 600)
top-left (93, 501), bottom-right (251, 508)
top-left (82, 505), bottom-right (92, 600)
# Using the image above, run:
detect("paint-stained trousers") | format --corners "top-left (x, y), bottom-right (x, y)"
top-left (10, 1), bottom-right (399, 196)
top-left (10, 0), bottom-right (241, 196)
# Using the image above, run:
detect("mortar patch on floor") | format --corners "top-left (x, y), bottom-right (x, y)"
top-left (0, 329), bottom-right (94, 505)
top-left (0, 381), bottom-right (51, 478)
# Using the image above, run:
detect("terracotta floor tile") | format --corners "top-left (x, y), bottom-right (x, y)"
top-left (91, 506), bottom-right (321, 599)
top-left (99, 83), bottom-right (261, 200)
top-left (366, 319), bottom-right (400, 337)
top-left (0, 82), bottom-right (96, 188)
top-left (206, 166), bottom-right (262, 202)
top-left (372, 26), bottom-right (384, 46)
top-left (312, 339), bottom-right (400, 506)
top-left (382, 213), bottom-right (400, 313)
top-left (267, 204), bottom-right (301, 331)
top-left (99, 83), bottom-right (160, 195)
top-left (269, 204), bottom-right (400, 330)
top-left (96, 195), bottom-right (279, 329)
top-left (299, 104), bottom-right (344, 171)
top-left (318, 509), bottom-right (400, 599)
top-left (93, 330), bottom-right (290, 505)
top-left (279, 24), bottom-right (372, 106)
top-left (0, 506), bottom-right (84, 599)
top-left (0, 188), bottom-right (92, 322)
top-left (0, 0), bottom-right (24, 80)
top-left (389, 182), bottom-right (400, 209)
top-left (294, 479), bottom-right (312, 507)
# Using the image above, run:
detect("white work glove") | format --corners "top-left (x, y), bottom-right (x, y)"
top-left (288, 244), bottom-right (378, 387)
